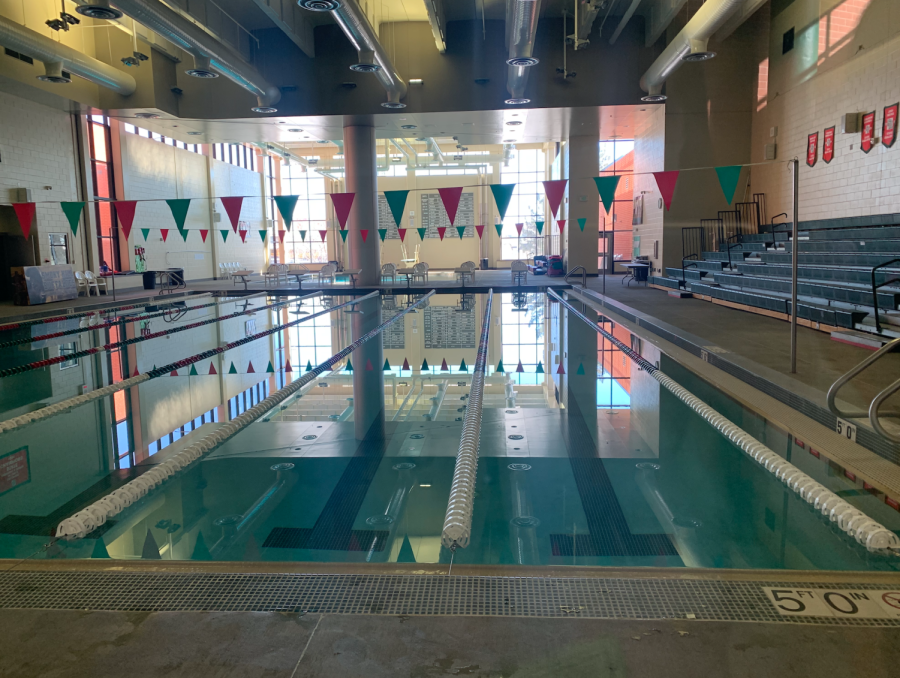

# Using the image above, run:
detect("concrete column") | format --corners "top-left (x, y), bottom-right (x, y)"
top-left (352, 295), bottom-right (385, 440)
top-left (566, 134), bottom-right (599, 276)
top-left (343, 118), bottom-right (380, 286)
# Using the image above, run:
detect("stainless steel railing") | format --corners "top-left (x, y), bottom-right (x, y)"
top-left (565, 265), bottom-right (586, 287)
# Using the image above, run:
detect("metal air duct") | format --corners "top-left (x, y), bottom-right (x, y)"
top-left (76, 1), bottom-right (124, 20)
top-left (505, 0), bottom-right (542, 105)
top-left (109, 0), bottom-right (281, 112)
top-left (639, 0), bottom-right (743, 102)
top-left (0, 15), bottom-right (136, 95)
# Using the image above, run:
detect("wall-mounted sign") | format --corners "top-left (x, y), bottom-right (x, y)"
top-left (883, 103), bottom-right (898, 148)
top-left (823, 126), bottom-right (835, 163)
top-left (11, 265), bottom-right (78, 306)
top-left (807, 132), bottom-right (818, 167)
top-left (861, 111), bottom-right (876, 153)
top-left (0, 447), bottom-right (30, 496)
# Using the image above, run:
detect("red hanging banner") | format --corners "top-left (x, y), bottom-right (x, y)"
top-left (861, 111), bottom-right (876, 153)
top-left (329, 193), bottom-right (355, 229)
top-left (398, 228), bottom-right (407, 241)
top-left (542, 180), bottom-right (567, 218)
top-left (823, 126), bottom-right (835, 163)
top-left (239, 229), bottom-right (248, 243)
top-left (515, 223), bottom-right (524, 236)
top-left (475, 225), bottom-right (485, 239)
top-left (278, 230), bottom-right (287, 243)
top-left (199, 229), bottom-right (209, 243)
top-left (806, 132), bottom-right (818, 167)
top-left (319, 230), bottom-right (327, 242)
top-left (220, 196), bottom-right (243, 232)
top-left (360, 229), bottom-right (369, 243)
top-left (12, 203), bottom-right (36, 239)
top-left (114, 200), bottom-right (137, 239)
top-left (437, 187), bottom-right (464, 225)
top-left (883, 103), bottom-right (898, 148)
top-left (160, 229), bottom-right (169, 242)
top-left (437, 226), bottom-right (447, 240)
top-left (557, 219), bottom-right (566, 233)
top-left (652, 171), bottom-right (680, 210)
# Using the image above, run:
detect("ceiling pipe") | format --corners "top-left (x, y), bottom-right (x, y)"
top-left (300, 0), bottom-right (407, 108)
top-left (639, 0), bottom-right (743, 102)
top-left (609, 0), bottom-right (642, 46)
top-left (506, 0), bottom-right (542, 105)
top-left (0, 15), bottom-right (136, 95)
top-left (108, 0), bottom-right (281, 112)
top-left (427, 138), bottom-right (445, 164)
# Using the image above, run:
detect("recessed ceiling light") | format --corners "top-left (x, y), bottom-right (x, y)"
top-left (505, 98), bottom-right (530, 105)
top-left (289, 128), bottom-right (303, 132)
top-left (503, 139), bottom-right (516, 142)
top-left (317, 140), bottom-right (330, 144)
top-left (252, 106), bottom-right (278, 113)
top-left (401, 124), bottom-right (417, 129)
top-left (187, 131), bottom-right (202, 136)
top-left (135, 112), bottom-right (159, 119)
top-left (505, 121), bottom-right (523, 126)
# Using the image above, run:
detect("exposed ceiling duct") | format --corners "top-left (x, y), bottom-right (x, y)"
top-left (300, 0), bottom-right (407, 109)
top-left (505, 0), bottom-right (542, 105)
top-left (0, 15), bottom-right (136, 95)
top-left (639, 0), bottom-right (743, 102)
top-left (107, 0), bottom-right (281, 112)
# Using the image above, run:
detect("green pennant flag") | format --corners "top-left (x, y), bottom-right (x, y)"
top-left (576, 363), bottom-right (585, 375)
top-left (378, 228), bottom-right (387, 242)
top-left (456, 226), bottom-right (465, 239)
top-left (179, 228), bottom-right (189, 242)
top-left (166, 199), bottom-right (191, 230)
top-left (383, 358), bottom-right (391, 371)
top-left (535, 221), bottom-right (544, 235)
top-left (339, 229), bottom-right (349, 242)
top-left (496, 360), bottom-right (505, 373)
top-left (421, 358), bottom-right (429, 371)
top-left (489, 183), bottom-right (516, 220)
top-left (259, 230), bottom-right (267, 242)
top-left (141, 229), bottom-right (150, 241)
top-left (266, 361), bottom-right (275, 373)
top-left (273, 195), bottom-right (299, 229)
top-left (397, 534), bottom-right (416, 563)
top-left (90, 538), bottom-right (110, 559)
top-left (495, 224), bottom-right (503, 237)
top-left (577, 218), bottom-right (587, 232)
top-left (383, 190), bottom-right (409, 227)
top-left (191, 532), bottom-right (212, 560)
top-left (593, 176), bottom-right (622, 214)
top-left (416, 227), bottom-right (426, 240)
top-left (60, 202), bottom-right (84, 236)
top-left (220, 229), bottom-right (229, 242)
top-left (228, 361), bottom-right (237, 374)
top-left (459, 358), bottom-right (468, 372)
top-left (189, 364), bottom-right (198, 376)
top-left (299, 230), bottom-right (307, 241)
top-left (305, 360), bottom-right (313, 372)
top-left (535, 361), bottom-right (544, 374)
top-left (344, 358), bottom-right (353, 372)
top-left (715, 165), bottom-right (743, 205)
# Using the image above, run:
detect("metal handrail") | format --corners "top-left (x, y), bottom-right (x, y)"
top-left (826, 337), bottom-right (900, 420)
top-left (681, 255), bottom-right (699, 286)
top-left (724, 234), bottom-right (743, 269)
top-left (870, 377), bottom-right (900, 443)
top-left (565, 266), bottom-right (586, 287)
top-left (870, 258), bottom-right (900, 334)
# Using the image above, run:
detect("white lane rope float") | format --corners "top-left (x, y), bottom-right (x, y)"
top-left (551, 289), bottom-right (900, 555)
top-left (55, 290), bottom-right (435, 540)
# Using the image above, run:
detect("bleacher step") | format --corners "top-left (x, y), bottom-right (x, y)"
top-left (831, 330), bottom-right (892, 350)
top-left (668, 290), bottom-right (692, 298)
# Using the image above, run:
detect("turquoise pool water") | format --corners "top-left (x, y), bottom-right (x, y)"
top-left (0, 291), bottom-right (898, 570)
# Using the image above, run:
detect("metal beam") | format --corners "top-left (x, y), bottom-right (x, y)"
top-left (423, 0), bottom-right (447, 53)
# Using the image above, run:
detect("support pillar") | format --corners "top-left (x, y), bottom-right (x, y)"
top-left (343, 118), bottom-right (381, 286)
top-left (352, 295), bottom-right (385, 441)
top-left (566, 134), bottom-right (600, 276)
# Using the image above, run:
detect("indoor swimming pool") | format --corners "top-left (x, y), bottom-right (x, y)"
top-left (0, 290), bottom-right (898, 572)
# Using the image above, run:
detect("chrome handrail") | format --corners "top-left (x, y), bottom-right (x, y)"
top-left (565, 266), bottom-right (586, 287)
top-left (870, 377), bottom-right (900, 443)
top-left (826, 336), bottom-right (900, 422)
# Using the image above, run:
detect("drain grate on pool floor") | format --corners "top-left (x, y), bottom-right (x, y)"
top-left (262, 527), bottom-right (389, 551)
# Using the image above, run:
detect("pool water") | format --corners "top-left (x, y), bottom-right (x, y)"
top-left (0, 291), bottom-right (898, 571)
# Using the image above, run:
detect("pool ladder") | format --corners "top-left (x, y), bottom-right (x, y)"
top-left (827, 336), bottom-right (900, 443)
top-left (565, 266), bottom-right (586, 287)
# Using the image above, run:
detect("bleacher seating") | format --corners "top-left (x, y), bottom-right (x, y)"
top-left (650, 213), bottom-right (900, 337)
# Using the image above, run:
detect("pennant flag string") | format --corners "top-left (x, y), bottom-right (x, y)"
top-left (219, 196), bottom-right (243, 232)
top-left (273, 195), bottom-right (299, 230)
top-left (329, 192), bottom-right (355, 229)
top-left (383, 190), bottom-right (409, 227)
top-left (12, 203), bottom-right (36, 239)
top-left (437, 187), bottom-right (464, 225)
top-left (714, 165), bottom-right (743, 205)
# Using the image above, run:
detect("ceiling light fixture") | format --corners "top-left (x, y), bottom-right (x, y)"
top-left (252, 106), bottom-right (278, 113)
top-left (135, 112), bottom-right (160, 119)
top-left (682, 50), bottom-right (716, 62)
top-left (505, 98), bottom-right (530, 105)
top-left (382, 101), bottom-right (407, 109)
top-left (506, 56), bottom-right (539, 67)
top-left (505, 121), bottom-right (523, 126)
top-left (75, 1), bottom-right (122, 20)
top-left (289, 128), bottom-right (303, 133)
top-left (297, 0), bottom-right (342, 10)
top-left (401, 124), bottom-right (417, 129)
top-left (187, 131), bottom-right (202, 136)
top-left (640, 94), bottom-right (667, 103)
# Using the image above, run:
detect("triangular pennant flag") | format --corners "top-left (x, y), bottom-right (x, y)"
top-left (284, 361), bottom-right (293, 373)
top-left (360, 229), bottom-right (369, 243)
top-left (457, 226), bottom-right (465, 239)
top-left (141, 529), bottom-right (161, 560)
top-left (557, 219), bottom-right (566, 233)
top-left (208, 363), bottom-right (217, 375)
top-left (398, 228), bottom-right (407, 242)
top-left (577, 218), bottom-right (586, 232)
top-left (475, 225), bottom-right (485, 239)
top-left (179, 228), bottom-right (189, 242)
top-left (266, 361), bottom-right (275, 373)
top-left (417, 228), bottom-right (426, 240)
top-left (437, 227), bottom-right (447, 240)
top-left (12, 203), bottom-right (36, 239)
top-left (114, 201), bottom-right (137, 240)
top-left (170, 369), bottom-right (178, 377)
top-left (273, 195), bottom-right (299, 229)
top-left (220, 229), bottom-right (229, 242)
top-left (459, 358), bottom-right (468, 372)
top-left (141, 229), bottom-right (150, 241)
top-left (383, 358), bottom-right (391, 371)
top-left (496, 360), bottom-right (505, 373)
top-left (715, 166), bottom-right (743, 205)
top-left (189, 364), bottom-right (198, 376)
top-left (576, 363), bottom-right (585, 375)
top-left (299, 230), bottom-right (307, 241)
top-left (339, 229), bottom-right (349, 242)
top-left (557, 363), bottom-right (566, 374)
top-left (402, 358), bottom-right (410, 371)
top-left (199, 229), bottom-right (209, 242)
top-left (239, 230), bottom-right (247, 243)
top-left (440, 358), bottom-right (449, 371)
top-left (437, 187), bottom-right (464, 224)
top-left (90, 538), bottom-right (110, 559)
top-left (166, 198), bottom-right (191, 230)
top-left (228, 362), bottom-right (237, 374)
top-left (132, 367), bottom-right (140, 377)
top-left (259, 230), bottom-right (267, 242)
top-left (247, 361), bottom-right (255, 373)
top-left (305, 360), bottom-right (313, 372)
top-left (160, 229), bottom-right (169, 242)
top-left (516, 361), bottom-right (524, 373)
top-left (542, 180), bottom-right (568, 218)
top-left (344, 358), bottom-right (353, 372)
top-left (397, 534), bottom-right (416, 563)
top-left (364, 359), bottom-right (373, 372)
top-left (515, 223), bottom-right (524, 236)
top-left (593, 176), bottom-right (622, 214)
top-left (378, 228), bottom-right (387, 242)
top-left (60, 202), bottom-right (84, 236)
top-left (421, 358), bottom-right (429, 370)
top-left (383, 190), bottom-right (409, 227)
top-left (489, 184), bottom-right (516, 220)
top-left (535, 361), bottom-right (545, 374)
top-left (319, 230), bottom-right (327, 242)
top-left (494, 224), bottom-right (503, 237)
top-left (329, 192), bottom-right (356, 229)
top-left (535, 221), bottom-right (544, 235)
top-left (220, 196), bottom-right (244, 232)
top-left (279, 230), bottom-right (287, 243)
top-left (653, 171), bottom-right (680, 210)
top-left (191, 532), bottom-right (212, 560)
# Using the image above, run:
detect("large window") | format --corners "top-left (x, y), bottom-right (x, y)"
top-left (597, 139), bottom-right (634, 271)
top-left (500, 292), bottom-right (545, 385)
top-left (499, 147), bottom-right (546, 260)
top-left (213, 143), bottom-right (258, 171)
top-left (288, 296), bottom-right (333, 368)
top-left (88, 115), bottom-right (120, 271)
top-left (279, 164), bottom-right (329, 263)
top-left (123, 123), bottom-right (202, 153)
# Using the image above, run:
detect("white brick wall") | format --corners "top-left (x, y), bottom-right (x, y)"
top-left (633, 107), bottom-right (666, 272)
top-left (211, 159), bottom-right (267, 274)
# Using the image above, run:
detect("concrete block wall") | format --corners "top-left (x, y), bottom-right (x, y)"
top-left (211, 158), bottom-right (266, 274)
top-left (633, 107), bottom-right (666, 274)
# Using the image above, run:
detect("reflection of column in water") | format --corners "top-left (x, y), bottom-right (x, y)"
top-left (507, 463), bottom-right (540, 565)
top-left (210, 463), bottom-right (297, 559)
top-left (365, 462), bottom-right (417, 562)
top-left (352, 295), bottom-right (385, 440)
top-left (634, 462), bottom-right (703, 567)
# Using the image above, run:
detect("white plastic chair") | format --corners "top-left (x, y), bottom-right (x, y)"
top-left (74, 271), bottom-right (89, 296)
top-left (457, 261), bottom-right (476, 283)
top-left (264, 264), bottom-right (281, 286)
top-left (218, 263), bottom-right (230, 280)
top-left (511, 260), bottom-right (528, 285)
top-left (381, 263), bottom-right (397, 283)
top-left (317, 264), bottom-right (337, 284)
top-left (411, 262), bottom-right (428, 285)
top-left (84, 270), bottom-right (107, 295)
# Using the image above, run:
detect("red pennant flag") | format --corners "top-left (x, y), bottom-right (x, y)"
top-left (208, 363), bottom-right (217, 375)
top-left (398, 228), bottom-right (407, 242)
top-left (557, 363), bottom-right (566, 375)
top-left (440, 358), bottom-right (449, 371)
top-left (542, 180), bottom-right (568, 218)
top-left (12, 203), bottom-right (36, 239)
top-left (160, 229), bottom-right (169, 242)
top-left (402, 358), bottom-right (410, 370)
top-left (220, 197), bottom-right (244, 232)
top-left (515, 223), bottom-right (524, 236)
top-left (437, 227), bottom-right (447, 240)
top-left (199, 229), bottom-right (209, 243)
top-left (653, 171), bottom-right (680, 211)
top-left (437, 187), bottom-right (464, 225)
top-left (247, 361), bottom-right (255, 373)
top-left (278, 230), bottom-right (287, 243)
top-left (329, 192), bottom-right (355, 229)
top-left (516, 361), bottom-right (524, 373)
top-left (319, 230), bottom-right (327, 242)
top-left (170, 369), bottom-right (178, 377)
top-left (365, 358), bottom-right (373, 371)
top-left (132, 367), bottom-right (140, 377)
top-left (239, 230), bottom-right (247, 243)
top-left (284, 361), bottom-right (293, 373)
top-left (360, 229), bottom-right (369, 243)
top-left (114, 201), bottom-right (137, 240)
top-left (557, 219), bottom-right (566, 233)
top-left (475, 225), bottom-right (485, 239)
